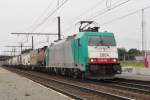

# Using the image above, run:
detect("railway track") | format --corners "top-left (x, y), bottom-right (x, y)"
top-left (3, 67), bottom-right (150, 100)
top-left (104, 79), bottom-right (150, 94)
top-left (87, 79), bottom-right (150, 95)
top-left (115, 78), bottom-right (150, 85)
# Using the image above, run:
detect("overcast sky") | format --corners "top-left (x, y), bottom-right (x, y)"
top-left (0, 0), bottom-right (150, 55)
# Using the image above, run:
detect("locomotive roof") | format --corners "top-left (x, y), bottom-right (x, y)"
top-left (49, 31), bottom-right (114, 47)
top-left (75, 32), bottom-right (114, 39)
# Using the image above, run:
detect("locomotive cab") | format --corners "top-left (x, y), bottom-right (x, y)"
top-left (73, 21), bottom-right (121, 79)
top-left (87, 33), bottom-right (121, 79)
top-left (74, 32), bottom-right (121, 79)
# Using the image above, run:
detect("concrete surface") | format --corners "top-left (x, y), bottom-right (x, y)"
top-left (116, 67), bottom-right (150, 81)
top-left (115, 73), bottom-right (150, 81)
top-left (0, 67), bottom-right (73, 100)
top-left (121, 67), bottom-right (150, 75)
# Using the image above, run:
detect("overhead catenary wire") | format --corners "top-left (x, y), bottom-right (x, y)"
top-left (38, 17), bottom-right (57, 33)
top-left (62, 0), bottom-right (106, 34)
top-left (32, 18), bottom-right (58, 45)
top-left (28, 0), bottom-right (55, 32)
top-left (89, 0), bottom-right (131, 20)
top-left (14, 0), bottom-right (131, 46)
top-left (62, 0), bottom-right (131, 33)
top-left (22, 0), bottom-right (128, 43)
top-left (19, 0), bottom-right (70, 46)
top-left (100, 5), bottom-right (150, 26)
top-left (64, 0), bottom-right (105, 27)
top-left (20, 0), bottom-right (55, 43)
top-left (101, 10), bottom-right (140, 26)
top-left (31, 0), bottom-right (70, 33)
top-left (24, 0), bottom-right (69, 48)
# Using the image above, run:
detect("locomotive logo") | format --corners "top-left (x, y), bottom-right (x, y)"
top-left (95, 46), bottom-right (110, 52)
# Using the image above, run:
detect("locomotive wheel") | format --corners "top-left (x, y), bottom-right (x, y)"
top-left (61, 68), bottom-right (65, 76)
top-left (31, 66), bottom-right (35, 70)
top-left (81, 72), bottom-right (86, 80)
top-left (67, 69), bottom-right (72, 77)
top-left (72, 69), bottom-right (79, 79)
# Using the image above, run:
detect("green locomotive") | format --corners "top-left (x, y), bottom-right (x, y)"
top-left (44, 21), bottom-right (121, 79)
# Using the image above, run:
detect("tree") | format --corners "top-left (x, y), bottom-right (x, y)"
top-left (117, 48), bottom-right (127, 60)
top-left (128, 48), bottom-right (141, 55)
top-left (127, 48), bottom-right (142, 60)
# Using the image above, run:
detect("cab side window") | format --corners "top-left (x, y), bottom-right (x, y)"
top-left (77, 39), bottom-right (81, 47)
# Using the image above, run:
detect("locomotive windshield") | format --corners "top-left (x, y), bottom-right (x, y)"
top-left (88, 36), bottom-right (116, 46)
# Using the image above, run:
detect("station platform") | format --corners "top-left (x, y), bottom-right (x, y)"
top-left (115, 67), bottom-right (150, 81)
top-left (115, 74), bottom-right (150, 81)
top-left (0, 67), bottom-right (72, 100)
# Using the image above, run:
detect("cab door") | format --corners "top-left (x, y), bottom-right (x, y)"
top-left (73, 39), bottom-right (81, 64)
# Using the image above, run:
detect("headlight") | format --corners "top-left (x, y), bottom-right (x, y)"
top-left (91, 59), bottom-right (94, 62)
top-left (113, 59), bottom-right (117, 62)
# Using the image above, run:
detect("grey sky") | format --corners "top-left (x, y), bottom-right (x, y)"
top-left (0, 0), bottom-right (150, 55)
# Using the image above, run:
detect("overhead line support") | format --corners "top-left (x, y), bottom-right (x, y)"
top-left (58, 16), bottom-right (61, 40)
top-left (11, 33), bottom-right (58, 35)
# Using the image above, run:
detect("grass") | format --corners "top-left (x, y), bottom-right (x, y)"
top-left (121, 61), bottom-right (145, 67)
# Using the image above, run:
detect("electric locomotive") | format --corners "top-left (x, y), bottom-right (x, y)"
top-left (45, 21), bottom-right (121, 79)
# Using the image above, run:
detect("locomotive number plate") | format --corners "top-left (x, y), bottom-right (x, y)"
top-left (99, 53), bottom-right (109, 57)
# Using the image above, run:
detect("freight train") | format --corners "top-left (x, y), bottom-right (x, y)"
top-left (4, 21), bottom-right (121, 79)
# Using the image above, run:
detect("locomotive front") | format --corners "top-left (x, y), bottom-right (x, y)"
top-left (77, 21), bottom-right (121, 79)
top-left (87, 32), bottom-right (121, 79)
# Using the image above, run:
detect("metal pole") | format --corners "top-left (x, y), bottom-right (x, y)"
top-left (58, 16), bottom-right (61, 40)
top-left (20, 43), bottom-right (23, 64)
top-left (141, 9), bottom-right (147, 56)
top-left (11, 49), bottom-right (13, 64)
top-left (141, 9), bottom-right (144, 52)
top-left (14, 48), bottom-right (16, 56)
top-left (21, 43), bottom-right (23, 54)
top-left (32, 36), bottom-right (34, 50)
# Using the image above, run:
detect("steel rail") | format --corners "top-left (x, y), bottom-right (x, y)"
top-left (86, 79), bottom-right (150, 95)
top-left (109, 80), bottom-right (150, 91)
